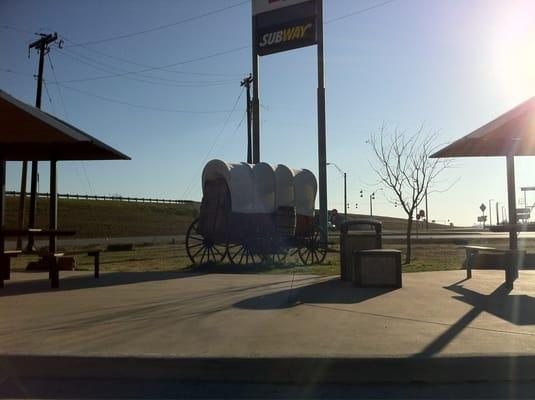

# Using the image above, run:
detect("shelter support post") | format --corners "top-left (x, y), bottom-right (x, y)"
top-left (49, 160), bottom-right (58, 252)
top-left (0, 160), bottom-right (5, 288)
top-left (27, 160), bottom-right (38, 251)
top-left (506, 155), bottom-right (518, 250)
top-left (16, 162), bottom-right (27, 250)
top-left (506, 155), bottom-right (519, 287)
top-left (0, 160), bottom-right (5, 251)
top-left (316, 0), bottom-right (327, 242)
top-left (49, 160), bottom-right (58, 288)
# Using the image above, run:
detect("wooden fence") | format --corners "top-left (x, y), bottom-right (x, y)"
top-left (5, 191), bottom-right (198, 205)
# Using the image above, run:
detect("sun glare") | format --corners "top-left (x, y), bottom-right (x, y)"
top-left (492, 1), bottom-right (535, 102)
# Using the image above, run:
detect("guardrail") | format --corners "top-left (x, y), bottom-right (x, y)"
top-left (5, 191), bottom-right (198, 205)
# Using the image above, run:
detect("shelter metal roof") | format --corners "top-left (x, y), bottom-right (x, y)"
top-left (0, 90), bottom-right (130, 161)
top-left (431, 97), bottom-right (535, 158)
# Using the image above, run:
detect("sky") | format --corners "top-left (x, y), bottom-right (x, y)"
top-left (2, 0), bottom-right (535, 226)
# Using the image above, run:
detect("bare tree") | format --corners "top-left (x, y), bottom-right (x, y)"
top-left (369, 126), bottom-right (451, 264)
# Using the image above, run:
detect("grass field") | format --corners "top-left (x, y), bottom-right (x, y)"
top-left (5, 196), bottom-right (199, 238)
top-left (13, 237), bottom-right (532, 276)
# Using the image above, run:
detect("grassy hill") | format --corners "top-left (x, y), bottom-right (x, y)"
top-left (4, 195), bottom-right (447, 238)
top-left (4, 196), bottom-right (199, 238)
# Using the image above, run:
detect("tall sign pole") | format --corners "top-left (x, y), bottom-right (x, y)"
top-left (316, 0), bottom-right (327, 241)
top-left (252, 0), bottom-right (327, 239)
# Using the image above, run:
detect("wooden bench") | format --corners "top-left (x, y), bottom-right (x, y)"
top-left (463, 245), bottom-right (522, 286)
top-left (39, 249), bottom-right (102, 288)
top-left (0, 250), bottom-right (23, 287)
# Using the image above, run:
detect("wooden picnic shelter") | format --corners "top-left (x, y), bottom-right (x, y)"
top-left (0, 89), bottom-right (130, 288)
top-left (431, 96), bottom-right (535, 286)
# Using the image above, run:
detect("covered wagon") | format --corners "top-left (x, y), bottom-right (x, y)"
top-left (185, 159), bottom-right (326, 265)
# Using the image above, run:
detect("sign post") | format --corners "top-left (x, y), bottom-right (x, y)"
top-left (252, 0), bottom-right (328, 241)
top-left (316, 0), bottom-right (327, 242)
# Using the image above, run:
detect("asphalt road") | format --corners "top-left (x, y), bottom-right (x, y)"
top-left (6, 230), bottom-right (535, 248)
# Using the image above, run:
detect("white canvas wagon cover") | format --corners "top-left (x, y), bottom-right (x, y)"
top-left (202, 160), bottom-right (254, 214)
top-left (293, 168), bottom-right (317, 217)
top-left (202, 159), bottom-right (316, 216)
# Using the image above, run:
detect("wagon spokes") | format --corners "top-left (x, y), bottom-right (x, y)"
top-left (185, 217), bottom-right (227, 265)
top-left (298, 226), bottom-right (327, 265)
top-left (227, 240), bottom-right (265, 266)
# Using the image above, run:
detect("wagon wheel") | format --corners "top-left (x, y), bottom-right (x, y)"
top-left (298, 227), bottom-right (327, 265)
top-left (227, 240), bottom-right (265, 266)
top-left (272, 242), bottom-right (299, 264)
top-left (185, 217), bottom-right (227, 265)
top-left (272, 249), bottom-right (288, 264)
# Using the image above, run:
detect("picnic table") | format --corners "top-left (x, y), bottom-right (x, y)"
top-left (462, 245), bottom-right (522, 286)
top-left (1, 228), bottom-right (78, 288)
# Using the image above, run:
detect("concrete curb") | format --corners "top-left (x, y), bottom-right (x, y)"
top-left (2, 355), bottom-right (535, 384)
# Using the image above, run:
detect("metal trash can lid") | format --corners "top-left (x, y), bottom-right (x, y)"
top-left (340, 219), bottom-right (382, 236)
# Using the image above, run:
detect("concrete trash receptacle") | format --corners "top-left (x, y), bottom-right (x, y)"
top-left (353, 249), bottom-right (402, 288)
top-left (339, 220), bottom-right (382, 281)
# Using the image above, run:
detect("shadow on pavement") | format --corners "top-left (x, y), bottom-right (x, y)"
top-left (234, 278), bottom-right (395, 309)
top-left (417, 282), bottom-right (535, 358)
top-left (0, 271), bottom-right (202, 297)
top-left (182, 261), bottom-right (321, 275)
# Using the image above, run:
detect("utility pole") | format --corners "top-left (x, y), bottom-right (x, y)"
top-left (25, 32), bottom-right (58, 251)
top-left (251, 17), bottom-right (260, 164)
top-left (240, 74), bottom-right (253, 164)
top-left (496, 201), bottom-right (500, 225)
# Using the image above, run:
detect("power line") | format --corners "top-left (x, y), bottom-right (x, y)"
top-left (55, 49), bottom-right (236, 88)
top-left (216, 110), bottom-right (247, 155)
top-left (48, 81), bottom-right (237, 114)
top-left (181, 88), bottom-right (245, 198)
top-left (1, 25), bottom-right (35, 35)
top-left (47, 53), bottom-right (69, 119)
top-left (325, 0), bottom-right (398, 24)
top-left (61, 48), bottom-right (236, 84)
top-left (0, 66), bottom-right (238, 114)
top-left (53, 45), bottom-right (249, 84)
top-left (65, 0), bottom-right (249, 47)
top-left (60, 36), bottom-right (243, 78)
top-left (42, 80), bottom-right (56, 113)
top-left (0, 68), bottom-right (35, 78)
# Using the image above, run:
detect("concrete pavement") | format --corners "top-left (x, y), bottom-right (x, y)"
top-left (1, 270), bottom-right (535, 384)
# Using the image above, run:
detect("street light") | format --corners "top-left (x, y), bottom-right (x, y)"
top-left (367, 188), bottom-right (383, 216)
top-left (327, 162), bottom-right (347, 218)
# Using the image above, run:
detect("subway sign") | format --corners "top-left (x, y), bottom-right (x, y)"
top-left (253, 0), bottom-right (317, 56)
